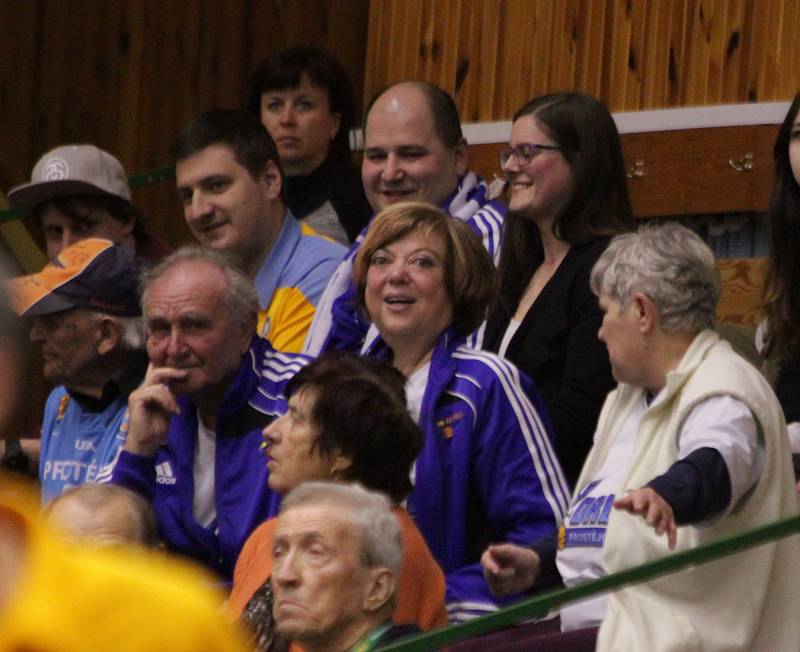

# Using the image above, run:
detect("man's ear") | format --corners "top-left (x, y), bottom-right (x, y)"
top-left (238, 317), bottom-right (256, 355)
top-left (96, 317), bottom-right (122, 356)
top-left (361, 567), bottom-right (394, 613)
top-left (260, 160), bottom-right (283, 201)
top-left (454, 138), bottom-right (469, 177)
top-left (632, 292), bottom-right (658, 335)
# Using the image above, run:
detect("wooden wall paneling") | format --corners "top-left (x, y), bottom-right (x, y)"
top-left (459, 0), bottom-right (493, 122)
top-left (363, 1), bottom-right (400, 106)
top-left (425, 1), bottom-right (450, 89)
top-left (549, 0), bottom-right (579, 93)
top-left (364, 0), bottom-right (384, 105)
top-left (772, 0), bottom-right (800, 99)
top-left (666, 0), bottom-right (692, 107)
top-left (397, 0), bottom-right (424, 85)
top-left (628, 0), bottom-right (649, 109)
top-left (504, 1), bottom-right (540, 116)
top-left (719, 0), bottom-right (745, 103)
top-left (716, 257), bottom-right (768, 327)
top-left (683, 0), bottom-right (712, 104)
top-left (705, 0), bottom-right (727, 103)
top-left (605, 0), bottom-right (634, 111)
top-left (640, 0), bottom-right (677, 109)
top-left (758, 0), bottom-right (783, 101)
top-left (786, 1), bottom-right (800, 97)
top-left (363, 0), bottom-right (800, 120)
top-left (621, 125), bottom-right (775, 218)
top-left (743, 0), bottom-right (768, 101)
top-left (575, 0), bottom-right (607, 101)
top-left (497, 0), bottom-right (538, 118)
top-left (743, 0), bottom-right (798, 101)
top-left (0, 1), bottom-right (40, 190)
top-left (246, 1), bottom-right (370, 116)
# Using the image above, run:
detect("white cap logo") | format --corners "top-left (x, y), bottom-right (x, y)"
top-left (43, 158), bottom-right (69, 181)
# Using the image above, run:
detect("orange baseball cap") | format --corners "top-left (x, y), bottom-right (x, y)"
top-left (6, 239), bottom-right (141, 318)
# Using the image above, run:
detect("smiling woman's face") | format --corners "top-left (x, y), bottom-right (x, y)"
top-left (364, 228), bottom-right (454, 355)
top-left (503, 114), bottom-right (574, 224)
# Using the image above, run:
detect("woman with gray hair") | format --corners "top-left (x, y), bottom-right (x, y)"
top-left (480, 222), bottom-right (800, 651)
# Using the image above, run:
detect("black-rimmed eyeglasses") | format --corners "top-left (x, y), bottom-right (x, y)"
top-left (499, 142), bottom-right (562, 168)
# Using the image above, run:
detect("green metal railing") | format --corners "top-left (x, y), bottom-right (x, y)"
top-left (377, 514), bottom-right (800, 651)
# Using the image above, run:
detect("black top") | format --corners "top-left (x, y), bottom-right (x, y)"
top-left (285, 154), bottom-right (371, 243)
top-left (483, 238), bottom-right (615, 487)
top-left (776, 362), bottom-right (800, 424)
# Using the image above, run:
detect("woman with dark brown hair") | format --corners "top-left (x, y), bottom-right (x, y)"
top-left (228, 352), bottom-right (446, 651)
top-left (248, 46), bottom-right (370, 244)
top-left (762, 93), bottom-right (800, 460)
top-left (483, 93), bottom-right (634, 486)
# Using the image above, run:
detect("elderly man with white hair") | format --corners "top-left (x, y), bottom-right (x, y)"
top-left (271, 482), bottom-right (419, 652)
top-left (4, 239), bottom-right (146, 503)
top-left (481, 223), bottom-right (800, 652)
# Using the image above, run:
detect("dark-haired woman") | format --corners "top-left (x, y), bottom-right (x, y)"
top-left (763, 93), bottom-right (800, 468)
top-left (248, 46), bottom-right (370, 244)
top-left (228, 352), bottom-right (446, 651)
top-left (483, 93), bottom-right (634, 487)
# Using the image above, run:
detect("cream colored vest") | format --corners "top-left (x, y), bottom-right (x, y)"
top-left (586, 330), bottom-right (800, 652)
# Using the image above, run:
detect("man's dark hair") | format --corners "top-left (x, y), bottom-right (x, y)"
top-left (170, 109), bottom-right (285, 199)
top-left (365, 81), bottom-right (464, 149)
top-left (285, 352), bottom-right (422, 504)
top-left (31, 195), bottom-right (147, 245)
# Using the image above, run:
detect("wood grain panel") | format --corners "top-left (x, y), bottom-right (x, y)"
top-left (0, 0), bottom-right (370, 251)
top-left (716, 257), bottom-right (768, 327)
top-left (365, 0), bottom-right (800, 118)
top-left (621, 125), bottom-right (775, 217)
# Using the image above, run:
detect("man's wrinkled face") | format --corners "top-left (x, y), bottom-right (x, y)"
top-left (144, 261), bottom-right (252, 402)
top-left (29, 308), bottom-right (102, 388)
top-left (271, 504), bottom-right (370, 647)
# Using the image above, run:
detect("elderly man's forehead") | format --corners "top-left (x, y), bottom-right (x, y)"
top-left (144, 260), bottom-right (228, 307)
top-left (274, 503), bottom-right (358, 545)
top-left (36, 307), bottom-right (93, 327)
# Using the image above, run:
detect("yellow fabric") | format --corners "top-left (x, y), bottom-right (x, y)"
top-left (0, 479), bottom-right (249, 652)
top-left (257, 286), bottom-right (316, 353)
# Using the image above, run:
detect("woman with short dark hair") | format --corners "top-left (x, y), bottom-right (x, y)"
top-left (228, 352), bottom-right (446, 651)
top-left (483, 92), bottom-right (634, 487)
top-left (248, 46), bottom-right (370, 244)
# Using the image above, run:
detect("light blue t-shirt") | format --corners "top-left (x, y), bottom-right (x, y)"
top-left (39, 385), bottom-right (130, 504)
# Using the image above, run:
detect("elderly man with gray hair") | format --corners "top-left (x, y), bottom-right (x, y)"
top-left (271, 482), bottom-right (419, 652)
top-left (480, 223), bottom-right (800, 651)
top-left (110, 245), bottom-right (308, 580)
top-left (4, 238), bottom-right (146, 503)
